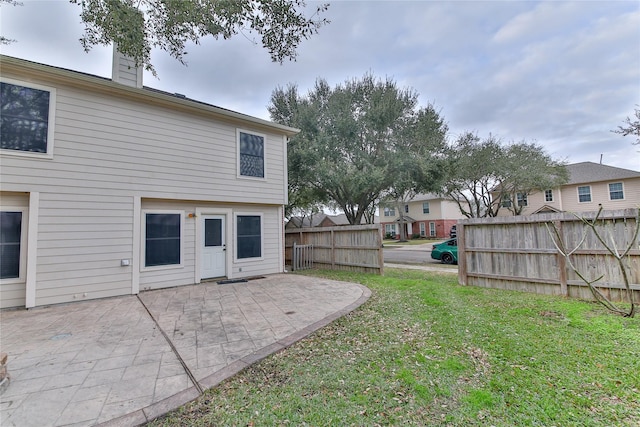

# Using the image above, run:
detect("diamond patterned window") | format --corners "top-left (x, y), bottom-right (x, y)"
top-left (239, 131), bottom-right (264, 178)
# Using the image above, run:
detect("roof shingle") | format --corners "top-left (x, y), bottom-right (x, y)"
top-left (566, 162), bottom-right (640, 185)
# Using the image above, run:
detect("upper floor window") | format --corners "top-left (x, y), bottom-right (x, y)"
top-left (609, 182), bottom-right (624, 200)
top-left (238, 130), bottom-right (265, 178)
top-left (422, 202), bottom-right (430, 214)
top-left (578, 186), bottom-right (591, 203)
top-left (1, 79), bottom-right (56, 157)
top-left (383, 207), bottom-right (396, 216)
top-left (545, 189), bottom-right (553, 202)
top-left (517, 192), bottom-right (528, 207)
top-left (501, 194), bottom-right (512, 208)
top-left (404, 204), bottom-right (409, 213)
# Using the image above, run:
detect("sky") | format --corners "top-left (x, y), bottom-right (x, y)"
top-left (1, 0), bottom-right (639, 171)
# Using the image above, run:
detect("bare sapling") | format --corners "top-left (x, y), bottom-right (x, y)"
top-left (545, 206), bottom-right (638, 317)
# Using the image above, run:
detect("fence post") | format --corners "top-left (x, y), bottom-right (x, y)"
top-left (292, 242), bottom-right (297, 271)
top-left (457, 223), bottom-right (466, 285)
top-left (554, 220), bottom-right (568, 296)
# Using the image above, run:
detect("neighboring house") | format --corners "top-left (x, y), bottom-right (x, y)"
top-left (495, 162), bottom-right (640, 216)
top-left (379, 193), bottom-right (465, 239)
top-left (0, 53), bottom-right (298, 309)
top-left (285, 214), bottom-right (326, 229)
top-left (286, 213), bottom-right (373, 228)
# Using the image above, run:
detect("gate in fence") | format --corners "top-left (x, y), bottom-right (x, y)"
top-left (292, 242), bottom-right (313, 271)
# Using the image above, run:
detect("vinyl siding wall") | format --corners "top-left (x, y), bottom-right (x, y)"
top-left (495, 190), bottom-right (563, 216)
top-left (0, 69), bottom-right (288, 307)
top-left (34, 192), bottom-right (134, 306)
top-left (560, 179), bottom-right (640, 214)
top-left (497, 178), bottom-right (640, 216)
top-left (441, 200), bottom-right (467, 218)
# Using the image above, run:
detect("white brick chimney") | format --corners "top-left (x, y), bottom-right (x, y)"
top-left (112, 44), bottom-right (143, 88)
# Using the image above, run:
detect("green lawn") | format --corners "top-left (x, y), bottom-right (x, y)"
top-left (149, 269), bottom-right (640, 426)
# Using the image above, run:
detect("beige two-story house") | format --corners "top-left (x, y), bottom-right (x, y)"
top-left (0, 53), bottom-right (298, 309)
top-left (496, 162), bottom-right (640, 216)
top-left (380, 193), bottom-right (465, 239)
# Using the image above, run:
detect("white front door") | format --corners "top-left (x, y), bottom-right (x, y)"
top-left (202, 215), bottom-right (226, 279)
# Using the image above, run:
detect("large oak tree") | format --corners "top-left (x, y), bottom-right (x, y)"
top-left (443, 133), bottom-right (568, 218)
top-left (269, 74), bottom-right (448, 225)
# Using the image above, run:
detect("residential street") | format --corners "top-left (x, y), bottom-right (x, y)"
top-left (383, 247), bottom-right (434, 264)
top-left (383, 242), bottom-right (457, 269)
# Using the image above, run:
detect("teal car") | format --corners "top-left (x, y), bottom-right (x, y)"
top-left (431, 238), bottom-right (458, 264)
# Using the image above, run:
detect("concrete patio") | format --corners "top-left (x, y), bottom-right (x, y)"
top-left (0, 274), bottom-right (370, 426)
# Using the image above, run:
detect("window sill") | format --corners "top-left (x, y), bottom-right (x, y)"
top-left (0, 277), bottom-right (25, 285)
top-left (235, 256), bottom-right (264, 263)
top-left (140, 263), bottom-right (184, 273)
top-left (1, 149), bottom-right (53, 159)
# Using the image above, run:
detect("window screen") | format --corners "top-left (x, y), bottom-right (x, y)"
top-left (145, 213), bottom-right (181, 267)
top-left (578, 186), bottom-right (591, 203)
top-left (1, 82), bottom-right (51, 153)
top-left (609, 183), bottom-right (624, 200)
top-left (237, 215), bottom-right (261, 259)
top-left (239, 132), bottom-right (264, 178)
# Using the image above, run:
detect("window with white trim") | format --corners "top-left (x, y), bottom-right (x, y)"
top-left (143, 212), bottom-right (183, 268)
top-left (429, 222), bottom-right (436, 237)
top-left (0, 211), bottom-right (22, 279)
top-left (422, 202), bottom-right (430, 214)
top-left (609, 182), bottom-right (624, 200)
top-left (384, 223), bottom-right (396, 236)
top-left (1, 79), bottom-right (56, 156)
top-left (578, 186), bottom-right (591, 203)
top-left (236, 214), bottom-right (262, 259)
top-left (404, 204), bottom-right (409, 213)
top-left (238, 130), bottom-right (265, 178)
top-left (383, 207), bottom-right (395, 216)
top-left (419, 222), bottom-right (426, 236)
top-left (517, 192), bottom-right (528, 207)
top-left (545, 189), bottom-right (553, 202)
top-left (501, 194), bottom-right (512, 208)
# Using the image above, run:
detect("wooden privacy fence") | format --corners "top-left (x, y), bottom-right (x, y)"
top-left (285, 224), bottom-right (383, 274)
top-left (457, 209), bottom-right (640, 303)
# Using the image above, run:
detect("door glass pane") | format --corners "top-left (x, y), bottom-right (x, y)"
top-left (205, 218), bottom-right (222, 247)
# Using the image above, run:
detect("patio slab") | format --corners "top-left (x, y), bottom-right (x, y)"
top-left (0, 274), bottom-right (370, 426)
